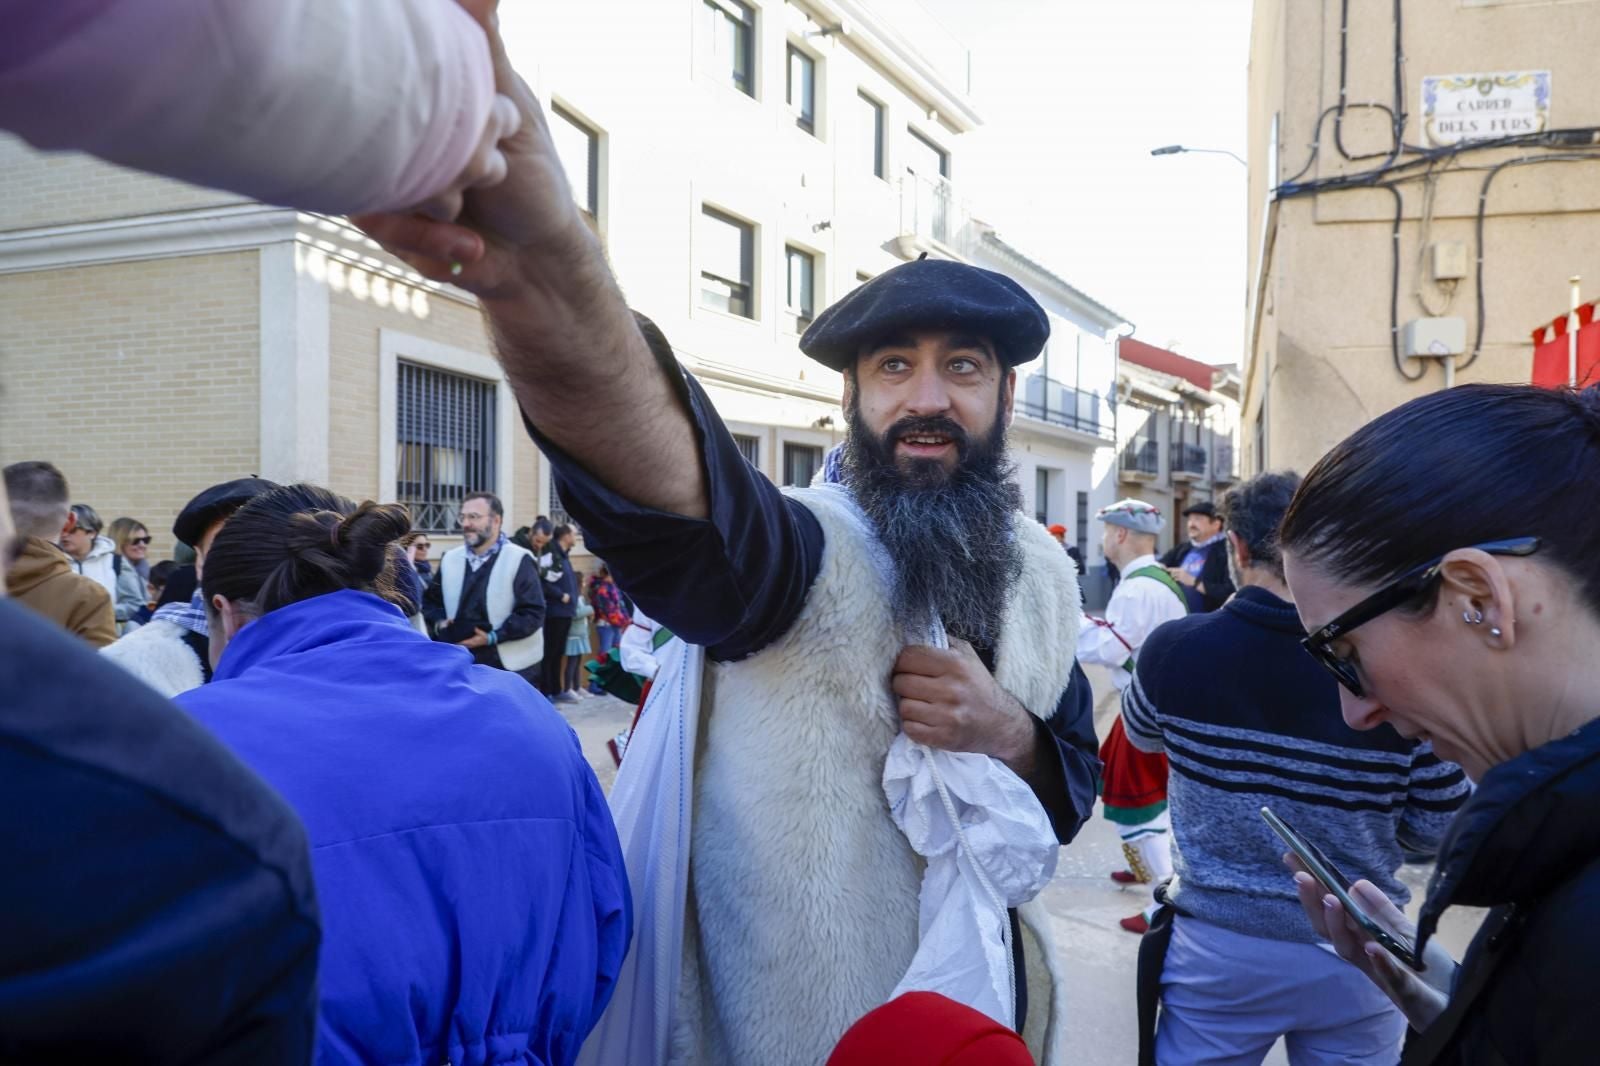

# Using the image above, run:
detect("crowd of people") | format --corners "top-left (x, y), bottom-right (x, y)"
top-left (3, 5), bottom-right (1598, 1066)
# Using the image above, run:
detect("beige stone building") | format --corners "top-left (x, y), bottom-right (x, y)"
top-left (1244, 0), bottom-right (1600, 475)
top-left (0, 148), bottom-right (543, 558)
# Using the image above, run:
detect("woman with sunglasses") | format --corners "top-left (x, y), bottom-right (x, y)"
top-left (108, 517), bottom-right (153, 633)
top-left (1278, 383), bottom-right (1600, 1064)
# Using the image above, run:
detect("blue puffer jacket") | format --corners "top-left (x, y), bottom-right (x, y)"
top-left (178, 590), bottom-right (631, 1066)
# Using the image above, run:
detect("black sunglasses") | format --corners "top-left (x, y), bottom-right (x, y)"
top-left (129, 536), bottom-right (152, 546)
top-left (1301, 536), bottom-right (1541, 698)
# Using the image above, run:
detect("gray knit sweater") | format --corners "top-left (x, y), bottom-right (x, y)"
top-left (1122, 586), bottom-right (1471, 943)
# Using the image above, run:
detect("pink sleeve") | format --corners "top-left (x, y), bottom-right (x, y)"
top-left (0, 0), bottom-right (496, 214)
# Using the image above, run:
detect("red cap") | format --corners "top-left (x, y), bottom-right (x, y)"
top-left (1046, 524), bottom-right (1066, 535)
top-left (826, 992), bottom-right (1035, 1066)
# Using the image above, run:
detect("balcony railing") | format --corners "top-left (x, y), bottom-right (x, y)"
top-left (1212, 438), bottom-right (1239, 483)
top-left (1020, 375), bottom-right (1113, 440)
top-left (1121, 438), bottom-right (1159, 478)
top-left (898, 172), bottom-right (966, 250)
top-left (1170, 441), bottom-right (1208, 480)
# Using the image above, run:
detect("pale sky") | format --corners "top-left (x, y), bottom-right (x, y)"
top-left (916, 0), bottom-right (1253, 365)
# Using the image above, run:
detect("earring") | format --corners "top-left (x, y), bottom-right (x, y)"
top-left (1490, 626), bottom-right (1503, 638)
top-left (1463, 609), bottom-right (1484, 625)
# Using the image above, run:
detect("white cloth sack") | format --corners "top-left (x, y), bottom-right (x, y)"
top-left (576, 635), bottom-right (703, 1066)
top-left (883, 625), bottom-right (1060, 1027)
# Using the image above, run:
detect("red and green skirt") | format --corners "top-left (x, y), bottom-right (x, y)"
top-left (1099, 714), bottom-right (1169, 825)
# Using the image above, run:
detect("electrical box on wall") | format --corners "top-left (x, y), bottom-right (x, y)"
top-left (1402, 317), bottom-right (1467, 358)
top-left (1431, 241), bottom-right (1469, 281)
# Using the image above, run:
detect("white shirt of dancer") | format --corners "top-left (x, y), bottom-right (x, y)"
top-left (1075, 553), bottom-right (1187, 691)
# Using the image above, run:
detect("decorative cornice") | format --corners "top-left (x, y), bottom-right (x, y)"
top-left (0, 203), bottom-right (295, 274)
top-left (0, 205), bottom-right (478, 308)
top-left (800, 0), bottom-right (982, 133)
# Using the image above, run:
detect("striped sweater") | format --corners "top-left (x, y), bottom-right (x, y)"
top-left (1122, 585), bottom-right (1471, 943)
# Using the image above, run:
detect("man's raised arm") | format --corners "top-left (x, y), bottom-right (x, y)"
top-left (353, 20), bottom-right (707, 521)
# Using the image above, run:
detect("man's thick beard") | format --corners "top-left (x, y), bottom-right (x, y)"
top-left (839, 395), bottom-right (1024, 648)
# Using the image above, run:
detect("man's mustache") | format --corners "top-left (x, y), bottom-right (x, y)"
top-left (883, 415), bottom-right (970, 452)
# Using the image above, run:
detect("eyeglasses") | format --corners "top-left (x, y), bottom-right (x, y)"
top-left (458, 512), bottom-right (489, 523)
top-left (129, 536), bottom-right (152, 546)
top-left (1301, 536), bottom-right (1541, 698)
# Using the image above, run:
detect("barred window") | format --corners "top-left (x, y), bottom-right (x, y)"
top-left (548, 476), bottom-right (570, 529)
top-left (783, 442), bottom-right (822, 487)
top-left (395, 361), bottom-right (498, 534)
top-left (733, 433), bottom-right (760, 468)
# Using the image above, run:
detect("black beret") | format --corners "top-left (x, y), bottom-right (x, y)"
top-left (173, 476), bottom-right (280, 548)
top-left (798, 258), bottom-right (1049, 371)
top-left (1181, 500), bottom-right (1219, 519)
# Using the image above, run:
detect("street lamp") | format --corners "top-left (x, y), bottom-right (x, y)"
top-left (1151, 144), bottom-right (1247, 168)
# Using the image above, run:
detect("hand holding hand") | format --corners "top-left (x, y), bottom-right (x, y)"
top-left (352, 12), bottom-right (593, 304)
top-left (892, 640), bottom-right (1038, 776)
top-left (459, 627), bottom-right (490, 649)
top-left (1286, 854), bottom-right (1454, 1031)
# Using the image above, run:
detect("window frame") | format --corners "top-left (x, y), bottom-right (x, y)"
top-left (782, 441), bottom-right (824, 488)
top-left (378, 329), bottom-right (516, 534)
top-left (701, 0), bottom-right (756, 98)
top-left (784, 243), bottom-right (817, 332)
top-left (906, 125), bottom-right (951, 180)
top-left (549, 101), bottom-right (601, 223)
top-left (699, 204), bottom-right (757, 320)
top-left (858, 91), bottom-right (886, 179)
top-left (786, 44), bottom-right (817, 135)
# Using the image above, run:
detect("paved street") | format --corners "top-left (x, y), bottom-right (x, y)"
top-left (557, 665), bottom-right (1485, 1064)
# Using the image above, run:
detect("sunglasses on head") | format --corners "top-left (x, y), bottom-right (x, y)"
top-left (1301, 536), bottom-right (1541, 698)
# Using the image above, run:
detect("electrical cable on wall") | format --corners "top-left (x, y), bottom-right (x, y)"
top-left (1266, 0), bottom-right (1600, 382)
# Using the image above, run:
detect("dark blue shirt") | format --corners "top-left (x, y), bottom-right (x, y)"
top-left (528, 369), bottom-right (1100, 844)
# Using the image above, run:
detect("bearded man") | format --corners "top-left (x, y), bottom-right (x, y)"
top-left (354, 29), bottom-right (1096, 1065)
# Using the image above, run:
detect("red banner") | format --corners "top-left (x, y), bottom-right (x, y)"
top-left (1530, 303), bottom-right (1600, 388)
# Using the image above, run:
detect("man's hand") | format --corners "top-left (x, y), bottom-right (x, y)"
top-left (351, 19), bottom-right (586, 301)
top-left (1167, 566), bottom-right (1197, 588)
top-left (353, 15), bottom-right (706, 521)
top-left (892, 641), bottom-right (1039, 777)
top-left (562, 593), bottom-right (571, 604)
top-left (458, 627), bottom-right (490, 649)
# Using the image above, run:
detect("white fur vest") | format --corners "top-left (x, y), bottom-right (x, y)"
top-left (100, 619), bottom-right (206, 698)
top-left (672, 483), bottom-right (1082, 1065)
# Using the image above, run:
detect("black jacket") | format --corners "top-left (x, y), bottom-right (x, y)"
top-left (1402, 715), bottom-right (1600, 1065)
top-left (540, 544), bottom-right (578, 619)
top-left (0, 599), bottom-right (320, 1063)
top-left (1160, 538), bottom-right (1235, 613)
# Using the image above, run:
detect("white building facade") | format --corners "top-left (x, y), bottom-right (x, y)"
top-left (509, 0), bottom-right (1127, 532)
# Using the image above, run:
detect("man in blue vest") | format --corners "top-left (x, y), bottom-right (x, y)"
top-left (422, 491), bottom-right (546, 684)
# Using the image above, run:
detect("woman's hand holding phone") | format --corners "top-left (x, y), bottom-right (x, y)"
top-left (1285, 853), bottom-right (1455, 1032)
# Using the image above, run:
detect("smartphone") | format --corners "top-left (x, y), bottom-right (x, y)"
top-left (1261, 806), bottom-right (1424, 970)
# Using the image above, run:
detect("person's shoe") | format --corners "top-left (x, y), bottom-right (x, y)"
top-left (553, 691), bottom-right (580, 704)
top-left (1119, 913), bottom-right (1150, 935)
top-left (1110, 869), bottom-right (1146, 886)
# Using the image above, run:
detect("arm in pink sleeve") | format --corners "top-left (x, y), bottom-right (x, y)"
top-left (0, 0), bottom-right (496, 214)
